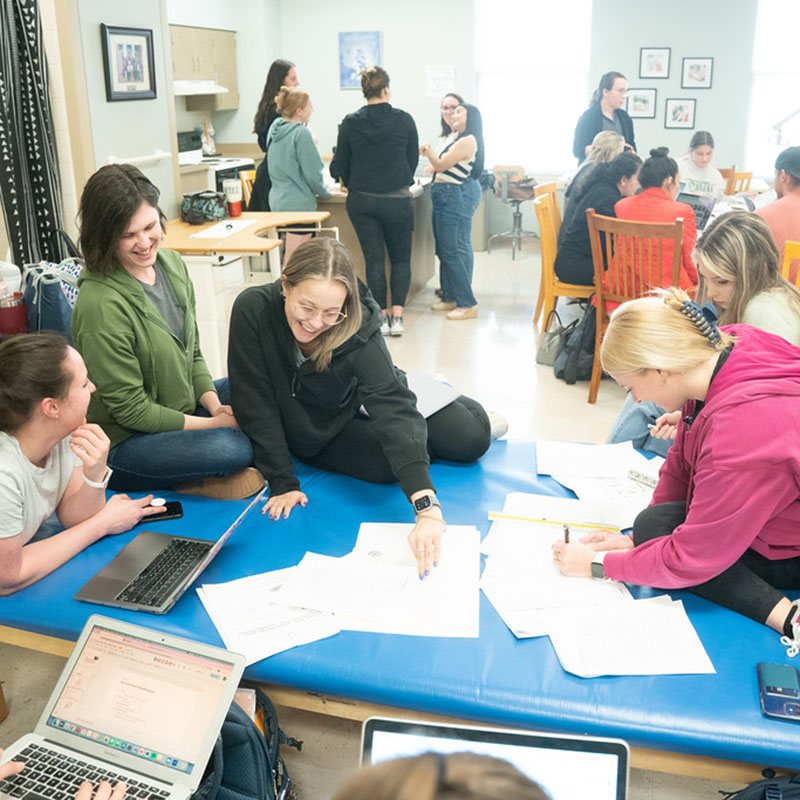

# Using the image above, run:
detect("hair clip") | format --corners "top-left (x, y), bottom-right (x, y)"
top-left (679, 299), bottom-right (720, 345)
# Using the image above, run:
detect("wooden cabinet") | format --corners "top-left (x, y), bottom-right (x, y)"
top-left (169, 25), bottom-right (239, 111)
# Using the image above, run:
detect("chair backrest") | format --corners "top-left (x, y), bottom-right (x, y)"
top-left (240, 168), bottom-right (256, 208)
top-left (717, 166), bottom-right (735, 195)
top-left (493, 164), bottom-right (526, 201)
top-left (586, 209), bottom-right (684, 308)
top-left (733, 171), bottom-right (752, 194)
top-left (534, 181), bottom-right (561, 236)
top-left (533, 193), bottom-right (558, 275)
top-left (783, 240), bottom-right (800, 288)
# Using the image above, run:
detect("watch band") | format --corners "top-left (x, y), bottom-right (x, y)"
top-left (413, 492), bottom-right (440, 514)
top-left (590, 552), bottom-right (607, 580)
top-left (83, 467), bottom-right (113, 490)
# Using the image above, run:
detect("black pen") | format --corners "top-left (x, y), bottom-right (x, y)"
top-left (563, 523), bottom-right (570, 544)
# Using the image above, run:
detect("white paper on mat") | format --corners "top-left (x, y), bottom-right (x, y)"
top-left (543, 596), bottom-right (716, 678)
top-left (536, 440), bottom-right (650, 479)
top-left (197, 567), bottom-right (340, 665)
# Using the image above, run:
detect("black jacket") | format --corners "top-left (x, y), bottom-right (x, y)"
top-left (329, 103), bottom-right (419, 193)
top-left (572, 103), bottom-right (636, 162)
top-left (554, 177), bottom-right (622, 286)
top-left (228, 279), bottom-right (431, 497)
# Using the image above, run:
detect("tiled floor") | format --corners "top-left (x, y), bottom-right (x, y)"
top-left (0, 241), bottom-right (746, 798)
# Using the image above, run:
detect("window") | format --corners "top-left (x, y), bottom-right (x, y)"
top-left (745, 0), bottom-right (800, 177)
top-left (475, 1), bottom-right (593, 174)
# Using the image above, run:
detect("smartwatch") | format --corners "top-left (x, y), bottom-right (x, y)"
top-left (590, 552), bottom-right (607, 580)
top-left (413, 492), bottom-right (440, 514)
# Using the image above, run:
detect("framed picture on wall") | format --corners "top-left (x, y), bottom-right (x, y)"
top-left (682, 57), bottom-right (713, 89)
top-left (626, 88), bottom-right (657, 118)
top-left (338, 31), bottom-right (382, 90)
top-left (639, 47), bottom-right (671, 79)
top-left (665, 98), bottom-right (696, 129)
top-left (100, 24), bottom-right (156, 101)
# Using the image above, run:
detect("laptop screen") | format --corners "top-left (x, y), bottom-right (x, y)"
top-left (362, 718), bottom-right (628, 800)
top-left (46, 624), bottom-right (236, 775)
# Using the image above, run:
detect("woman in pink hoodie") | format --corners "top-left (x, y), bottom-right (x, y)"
top-left (554, 288), bottom-right (800, 654)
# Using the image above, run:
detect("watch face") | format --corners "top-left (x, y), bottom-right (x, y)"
top-left (591, 560), bottom-right (605, 580)
top-left (414, 495), bottom-right (433, 513)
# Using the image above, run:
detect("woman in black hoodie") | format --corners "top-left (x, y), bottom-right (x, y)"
top-left (554, 151), bottom-right (642, 286)
top-left (330, 67), bottom-right (419, 337)
top-left (228, 238), bottom-right (490, 578)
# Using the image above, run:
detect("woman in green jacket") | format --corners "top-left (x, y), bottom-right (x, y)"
top-left (71, 164), bottom-right (260, 499)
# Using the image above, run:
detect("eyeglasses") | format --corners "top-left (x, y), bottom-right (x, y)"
top-left (441, 104), bottom-right (458, 112)
top-left (295, 302), bottom-right (347, 326)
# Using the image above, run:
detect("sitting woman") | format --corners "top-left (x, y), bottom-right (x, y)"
top-left (330, 753), bottom-right (548, 800)
top-left (614, 146), bottom-right (698, 294)
top-left (608, 210), bottom-right (800, 453)
top-left (420, 104), bottom-right (481, 320)
top-left (677, 131), bottom-right (726, 199)
top-left (563, 130), bottom-right (625, 213)
top-left (554, 151), bottom-right (642, 286)
top-left (72, 164), bottom-right (259, 499)
top-left (228, 238), bottom-right (492, 578)
top-left (554, 288), bottom-right (800, 654)
top-left (0, 333), bottom-right (165, 595)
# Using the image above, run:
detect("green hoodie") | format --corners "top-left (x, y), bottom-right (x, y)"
top-left (71, 248), bottom-right (215, 447)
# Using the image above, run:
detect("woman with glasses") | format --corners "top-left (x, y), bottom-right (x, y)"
top-left (228, 238), bottom-right (492, 578)
top-left (572, 71), bottom-right (635, 163)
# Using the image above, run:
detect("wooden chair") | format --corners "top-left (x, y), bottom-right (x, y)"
top-left (240, 169), bottom-right (256, 210)
top-left (732, 171), bottom-right (753, 194)
top-left (532, 182), bottom-right (563, 325)
top-left (532, 192), bottom-right (593, 331)
top-left (717, 166), bottom-right (735, 195)
top-left (487, 164), bottom-right (538, 259)
top-left (783, 240), bottom-right (800, 288)
top-left (586, 209), bottom-right (684, 403)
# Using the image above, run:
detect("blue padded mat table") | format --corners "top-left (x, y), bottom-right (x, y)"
top-left (2, 441), bottom-right (799, 777)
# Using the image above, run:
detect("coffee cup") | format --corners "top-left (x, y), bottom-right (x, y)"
top-left (223, 179), bottom-right (243, 217)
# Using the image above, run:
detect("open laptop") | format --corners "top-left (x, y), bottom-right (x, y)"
top-left (75, 486), bottom-right (267, 614)
top-left (676, 191), bottom-right (717, 231)
top-left (362, 717), bottom-right (629, 800)
top-left (0, 614), bottom-right (245, 800)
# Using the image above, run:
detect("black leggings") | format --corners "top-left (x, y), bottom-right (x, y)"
top-left (633, 502), bottom-right (800, 624)
top-left (301, 395), bottom-right (490, 486)
top-left (346, 191), bottom-right (413, 310)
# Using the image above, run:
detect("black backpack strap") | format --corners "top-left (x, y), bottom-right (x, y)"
top-left (254, 687), bottom-right (302, 800)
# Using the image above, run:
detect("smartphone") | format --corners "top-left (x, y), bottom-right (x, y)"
top-left (139, 500), bottom-right (183, 524)
top-left (757, 662), bottom-right (800, 723)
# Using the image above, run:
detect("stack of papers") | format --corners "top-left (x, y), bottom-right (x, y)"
top-left (198, 522), bottom-right (480, 665)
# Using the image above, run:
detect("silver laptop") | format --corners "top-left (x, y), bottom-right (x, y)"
top-left (0, 615), bottom-right (245, 799)
top-left (361, 717), bottom-right (629, 800)
top-left (75, 486), bottom-right (266, 614)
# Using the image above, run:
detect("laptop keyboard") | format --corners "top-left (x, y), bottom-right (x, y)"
top-left (116, 538), bottom-right (212, 608)
top-left (0, 743), bottom-right (170, 799)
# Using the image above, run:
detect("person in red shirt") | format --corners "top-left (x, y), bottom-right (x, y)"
top-left (756, 145), bottom-right (800, 264)
top-left (614, 146), bottom-right (698, 295)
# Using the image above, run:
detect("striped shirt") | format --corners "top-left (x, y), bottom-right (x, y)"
top-left (434, 136), bottom-right (476, 185)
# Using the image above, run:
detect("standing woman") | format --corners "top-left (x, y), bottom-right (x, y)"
top-left (554, 288), bottom-right (800, 656)
top-left (71, 164), bottom-right (260, 499)
top-left (572, 71), bottom-right (635, 163)
top-left (250, 59), bottom-right (298, 211)
top-left (330, 66), bottom-right (419, 337)
top-left (420, 104), bottom-right (480, 320)
top-left (677, 131), bottom-right (726, 198)
top-left (228, 238), bottom-right (492, 579)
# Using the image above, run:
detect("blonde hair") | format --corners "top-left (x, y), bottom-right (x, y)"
top-left (275, 86), bottom-right (309, 119)
top-left (330, 753), bottom-right (549, 800)
top-left (600, 287), bottom-right (734, 376)
top-left (695, 211), bottom-right (800, 325)
top-left (281, 238), bottom-right (362, 370)
top-left (586, 131), bottom-right (625, 165)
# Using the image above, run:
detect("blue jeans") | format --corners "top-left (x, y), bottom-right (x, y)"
top-left (107, 378), bottom-right (254, 491)
top-left (459, 178), bottom-right (482, 284)
top-left (606, 394), bottom-right (672, 457)
top-left (432, 182), bottom-right (477, 308)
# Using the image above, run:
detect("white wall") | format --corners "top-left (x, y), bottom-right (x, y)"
top-left (166, 0), bottom-right (281, 143)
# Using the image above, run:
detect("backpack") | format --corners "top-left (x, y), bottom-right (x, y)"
top-left (192, 687), bottom-right (301, 800)
top-left (720, 772), bottom-right (800, 799)
top-left (553, 303), bottom-right (597, 384)
top-left (21, 259), bottom-right (83, 343)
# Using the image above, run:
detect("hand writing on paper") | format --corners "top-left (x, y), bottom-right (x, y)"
top-left (261, 490), bottom-right (308, 520)
top-left (551, 541), bottom-right (594, 577)
top-left (577, 530), bottom-right (635, 552)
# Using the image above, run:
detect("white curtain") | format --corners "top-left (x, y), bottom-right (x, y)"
top-left (475, 1), bottom-right (593, 174)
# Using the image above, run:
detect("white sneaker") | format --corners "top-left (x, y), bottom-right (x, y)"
top-left (487, 410), bottom-right (509, 440)
top-left (390, 316), bottom-right (404, 336)
top-left (781, 605), bottom-right (800, 657)
top-left (380, 316), bottom-right (391, 336)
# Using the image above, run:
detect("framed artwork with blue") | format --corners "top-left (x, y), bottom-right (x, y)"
top-left (338, 31), bottom-right (382, 89)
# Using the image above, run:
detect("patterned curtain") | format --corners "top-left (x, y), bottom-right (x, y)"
top-left (0, 0), bottom-right (65, 265)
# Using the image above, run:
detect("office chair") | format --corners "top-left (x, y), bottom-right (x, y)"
top-left (487, 165), bottom-right (538, 260)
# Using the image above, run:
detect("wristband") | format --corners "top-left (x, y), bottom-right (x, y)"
top-left (83, 467), bottom-right (113, 489)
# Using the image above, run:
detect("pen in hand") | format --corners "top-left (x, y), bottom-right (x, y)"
top-left (563, 523), bottom-right (570, 544)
